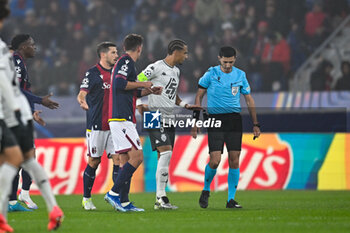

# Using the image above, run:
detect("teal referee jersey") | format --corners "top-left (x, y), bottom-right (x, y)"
top-left (198, 65), bottom-right (251, 114)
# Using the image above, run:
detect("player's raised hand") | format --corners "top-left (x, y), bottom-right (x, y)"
top-left (151, 86), bottom-right (163, 95)
top-left (191, 126), bottom-right (200, 139)
top-left (42, 93), bottom-right (59, 109)
top-left (33, 110), bottom-right (46, 126)
top-left (185, 104), bottom-right (203, 111)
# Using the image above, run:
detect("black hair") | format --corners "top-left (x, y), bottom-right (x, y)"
top-left (11, 34), bottom-right (31, 50)
top-left (219, 46), bottom-right (237, 58)
top-left (97, 41), bottom-right (116, 58)
top-left (0, 0), bottom-right (10, 20)
top-left (123, 34), bottom-right (143, 52)
top-left (167, 39), bottom-right (187, 55)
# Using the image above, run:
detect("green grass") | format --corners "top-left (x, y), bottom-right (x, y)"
top-left (8, 191), bottom-right (350, 233)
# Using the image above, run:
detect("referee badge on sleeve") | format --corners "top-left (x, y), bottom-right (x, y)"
top-left (231, 86), bottom-right (239, 96)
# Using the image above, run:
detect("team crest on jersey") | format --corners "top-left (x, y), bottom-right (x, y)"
top-left (231, 86), bottom-right (239, 96)
top-left (16, 59), bottom-right (21, 64)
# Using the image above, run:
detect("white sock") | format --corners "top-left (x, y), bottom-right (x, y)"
top-left (0, 163), bottom-right (18, 217)
top-left (121, 202), bottom-right (130, 207)
top-left (109, 190), bottom-right (119, 196)
top-left (21, 158), bottom-right (57, 212)
top-left (156, 151), bottom-right (172, 198)
top-left (21, 189), bottom-right (29, 196)
top-left (9, 200), bottom-right (17, 205)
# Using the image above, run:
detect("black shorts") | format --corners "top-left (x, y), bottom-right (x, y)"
top-left (207, 113), bottom-right (242, 153)
top-left (10, 120), bottom-right (34, 153)
top-left (148, 125), bottom-right (176, 151)
top-left (0, 120), bottom-right (18, 152)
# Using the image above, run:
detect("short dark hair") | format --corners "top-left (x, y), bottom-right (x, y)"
top-left (0, 0), bottom-right (10, 20)
top-left (167, 39), bottom-right (187, 55)
top-left (97, 41), bottom-right (116, 58)
top-left (123, 34), bottom-right (143, 52)
top-left (11, 34), bottom-right (31, 50)
top-left (219, 46), bottom-right (237, 58)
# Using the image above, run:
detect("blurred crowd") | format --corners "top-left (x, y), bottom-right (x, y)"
top-left (1, 0), bottom-right (350, 95)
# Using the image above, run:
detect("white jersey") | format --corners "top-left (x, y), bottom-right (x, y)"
top-left (0, 38), bottom-right (32, 127)
top-left (141, 60), bottom-right (180, 122)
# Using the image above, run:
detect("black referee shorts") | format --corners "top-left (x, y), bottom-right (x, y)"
top-left (207, 112), bottom-right (242, 153)
top-left (10, 120), bottom-right (35, 153)
top-left (148, 125), bottom-right (176, 151)
top-left (0, 119), bottom-right (18, 152)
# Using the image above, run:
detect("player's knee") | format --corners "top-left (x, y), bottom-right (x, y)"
top-left (88, 157), bottom-right (101, 169)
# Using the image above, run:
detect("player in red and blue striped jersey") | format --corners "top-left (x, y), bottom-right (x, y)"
top-left (8, 34), bottom-right (59, 211)
top-left (105, 34), bottom-right (162, 212)
top-left (77, 42), bottom-right (119, 210)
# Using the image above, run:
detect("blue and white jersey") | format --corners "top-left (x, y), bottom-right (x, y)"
top-left (198, 65), bottom-right (250, 114)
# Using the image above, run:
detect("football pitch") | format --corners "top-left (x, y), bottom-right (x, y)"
top-left (8, 191), bottom-right (350, 233)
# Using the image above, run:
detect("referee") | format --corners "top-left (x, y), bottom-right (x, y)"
top-left (191, 46), bottom-right (261, 209)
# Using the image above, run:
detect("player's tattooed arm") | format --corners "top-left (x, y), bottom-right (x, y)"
top-left (77, 90), bottom-right (89, 110)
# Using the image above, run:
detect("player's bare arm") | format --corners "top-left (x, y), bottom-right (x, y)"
top-left (191, 88), bottom-right (207, 139)
top-left (125, 81), bottom-right (152, 90)
top-left (140, 86), bottom-right (163, 96)
top-left (243, 94), bottom-right (261, 138)
top-left (41, 93), bottom-right (59, 109)
top-left (77, 90), bottom-right (89, 110)
top-left (176, 94), bottom-right (202, 110)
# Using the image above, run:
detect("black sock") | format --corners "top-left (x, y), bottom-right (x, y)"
top-left (112, 162), bottom-right (136, 203)
top-left (21, 169), bottom-right (32, 190)
top-left (83, 165), bottom-right (96, 198)
top-left (112, 165), bottom-right (120, 185)
top-left (9, 173), bottom-right (20, 201)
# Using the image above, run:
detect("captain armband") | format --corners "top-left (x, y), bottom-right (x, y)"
top-left (137, 72), bottom-right (148, 82)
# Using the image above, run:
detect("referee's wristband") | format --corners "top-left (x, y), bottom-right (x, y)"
top-left (179, 101), bottom-right (187, 108)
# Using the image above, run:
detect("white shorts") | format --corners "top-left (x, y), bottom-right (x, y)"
top-left (109, 121), bottom-right (142, 153)
top-left (86, 129), bottom-right (115, 158)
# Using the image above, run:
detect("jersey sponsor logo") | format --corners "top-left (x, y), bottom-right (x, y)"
top-left (143, 110), bottom-right (161, 129)
top-left (80, 78), bottom-right (89, 88)
top-left (102, 82), bottom-right (111, 89)
top-left (165, 78), bottom-right (177, 100)
top-left (168, 134), bottom-right (292, 191)
top-left (232, 86), bottom-right (239, 96)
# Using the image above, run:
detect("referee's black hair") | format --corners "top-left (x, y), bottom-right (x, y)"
top-left (123, 34), bottom-right (143, 52)
top-left (97, 41), bottom-right (117, 58)
top-left (11, 34), bottom-right (31, 50)
top-left (0, 0), bottom-right (10, 20)
top-left (219, 46), bottom-right (237, 58)
top-left (167, 39), bottom-right (187, 55)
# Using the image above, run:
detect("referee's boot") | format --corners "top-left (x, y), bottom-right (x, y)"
top-left (226, 199), bottom-right (242, 209)
top-left (199, 190), bottom-right (210, 208)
